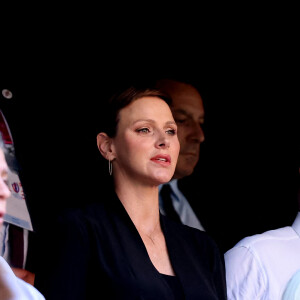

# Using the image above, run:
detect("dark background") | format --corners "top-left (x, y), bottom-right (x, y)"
top-left (1, 24), bottom-right (299, 253)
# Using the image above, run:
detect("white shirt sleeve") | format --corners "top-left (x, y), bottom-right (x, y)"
top-left (282, 269), bottom-right (300, 300)
top-left (225, 246), bottom-right (267, 300)
top-left (0, 257), bottom-right (45, 300)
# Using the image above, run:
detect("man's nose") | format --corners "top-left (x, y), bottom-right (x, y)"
top-left (189, 121), bottom-right (205, 143)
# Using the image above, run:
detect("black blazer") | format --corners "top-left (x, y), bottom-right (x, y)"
top-left (177, 178), bottom-right (230, 254)
top-left (35, 192), bottom-right (227, 300)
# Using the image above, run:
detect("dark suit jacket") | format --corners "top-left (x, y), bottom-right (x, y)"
top-left (176, 178), bottom-right (231, 254)
top-left (35, 192), bottom-right (227, 300)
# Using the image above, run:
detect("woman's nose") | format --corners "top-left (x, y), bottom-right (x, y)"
top-left (155, 133), bottom-right (170, 149)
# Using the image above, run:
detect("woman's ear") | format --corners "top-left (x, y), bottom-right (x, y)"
top-left (97, 133), bottom-right (115, 161)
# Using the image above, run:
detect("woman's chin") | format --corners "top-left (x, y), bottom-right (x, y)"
top-left (154, 175), bottom-right (173, 185)
top-left (146, 170), bottom-right (174, 186)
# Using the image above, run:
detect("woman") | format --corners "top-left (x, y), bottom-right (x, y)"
top-left (35, 84), bottom-right (227, 299)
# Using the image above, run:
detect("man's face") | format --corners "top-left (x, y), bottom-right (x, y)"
top-left (156, 80), bottom-right (205, 179)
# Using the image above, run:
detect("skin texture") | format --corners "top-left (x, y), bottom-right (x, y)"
top-left (155, 79), bottom-right (205, 179)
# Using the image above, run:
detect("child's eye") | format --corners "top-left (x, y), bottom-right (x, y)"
top-left (136, 128), bottom-right (150, 133)
top-left (1, 178), bottom-right (9, 187)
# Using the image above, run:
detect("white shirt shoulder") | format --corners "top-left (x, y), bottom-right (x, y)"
top-left (225, 218), bottom-right (300, 300)
top-left (0, 256), bottom-right (45, 300)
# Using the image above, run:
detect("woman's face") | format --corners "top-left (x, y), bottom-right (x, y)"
top-left (111, 97), bottom-right (180, 186)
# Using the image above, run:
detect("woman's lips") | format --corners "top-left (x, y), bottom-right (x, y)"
top-left (151, 154), bottom-right (171, 166)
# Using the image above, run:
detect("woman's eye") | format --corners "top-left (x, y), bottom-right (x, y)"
top-left (137, 128), bottom-right (150, 133)
top-left (166, 129), bottom-right (176, 135)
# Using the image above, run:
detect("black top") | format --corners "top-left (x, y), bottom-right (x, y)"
top-left (160, 274), bottom-right (185, 300)
top-left (35, 192), bottom-right (227, 300)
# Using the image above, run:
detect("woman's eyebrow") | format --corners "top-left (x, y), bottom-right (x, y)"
top-left (132, 119), bottom-right (176, 127)
top-left (132, 119), bottom-right (155, 125)
top-left (165, 121), bottom-right (177, 126)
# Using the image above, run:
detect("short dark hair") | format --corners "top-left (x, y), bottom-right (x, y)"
top-left (102, 84), bottom-right (171, 138)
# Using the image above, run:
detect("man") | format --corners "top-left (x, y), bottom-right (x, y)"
top-left (0, 132), bottom-right (45, 299)
top-left (225, 149), bottom-right (300, 299)
top-left (155, 78), bottom-right (206, 231)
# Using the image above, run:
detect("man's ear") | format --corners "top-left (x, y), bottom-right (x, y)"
top-left (97, 132), bottom-right (115, 161)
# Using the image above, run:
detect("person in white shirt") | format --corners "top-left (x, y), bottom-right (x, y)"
top-left (225, 155), bottom-right (300, 300)
top-left (0, 133), bottom-right (45, 300)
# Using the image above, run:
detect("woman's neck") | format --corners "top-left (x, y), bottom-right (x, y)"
top-left (114, 179), bottom-right (160, 228)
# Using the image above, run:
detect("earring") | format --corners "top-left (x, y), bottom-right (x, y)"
top-left (108, 160), bottom-right (112, 176)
